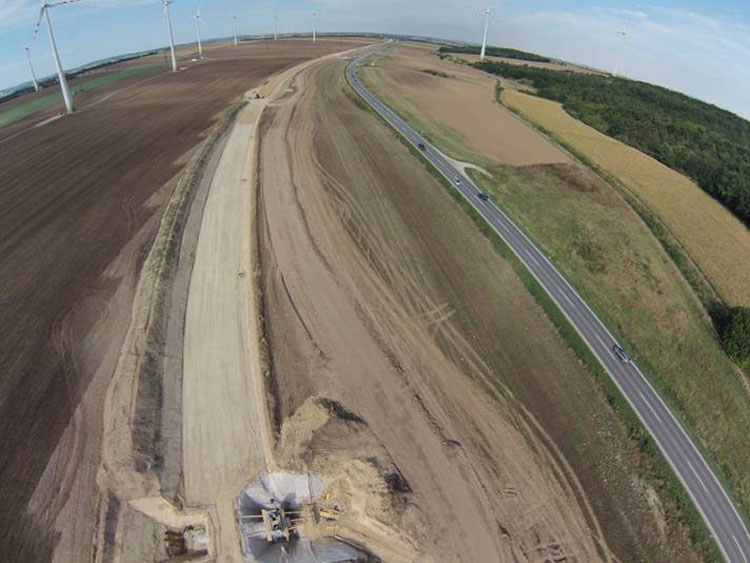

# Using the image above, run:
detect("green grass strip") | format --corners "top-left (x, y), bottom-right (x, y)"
top-left (0, 65), bottom-right (159, 130)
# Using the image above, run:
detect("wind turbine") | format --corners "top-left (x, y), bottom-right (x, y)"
top-left (194, 10), bottom-right (203, 58)
top-left (273, 14), bottom-right (278, 41)
top-left (312, 11), bottom-right (317, 43)
top-left (233, 15), bottom-right (238, 47)
top-left (32, 0), bottom-right (78, 114)
top-left (163, 0), bottom-right (177, 72)
top-left (24, 46), bottom-right (41, 92)
top-left (612, 29), bottom-right (628, 76)
top-left (479, 2), bottom-right (490, 62)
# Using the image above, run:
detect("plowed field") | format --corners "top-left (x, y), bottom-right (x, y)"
top-left (0, 38), bottom-right (365, 561)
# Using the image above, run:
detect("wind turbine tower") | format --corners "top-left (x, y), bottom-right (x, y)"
top-left (273, 15), bottom-right (278, 40)
top-left (313, 11), bottom-right (317, 43)
top-left (612, 30), bottom-right (628, 76)
top-left (233, 15), bottom-right (238, 47)
top-left (195, 10), bottom-right (203, 58)
top-left (24, 47), bottom-right (41, 92)
top-left (163, 0), bottom-right (177, 72)
top-left (480, 3), bottom-right (491, 62)
top-left (33, 0), bottom-right (78, 114)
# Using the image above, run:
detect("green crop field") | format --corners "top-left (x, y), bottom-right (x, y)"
top-left (0, 65), bottom-right (159, 130)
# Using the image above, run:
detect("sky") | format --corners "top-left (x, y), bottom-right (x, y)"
top-left (1, 0), bottom-right (749, 119)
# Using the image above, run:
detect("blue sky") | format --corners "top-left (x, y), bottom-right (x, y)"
top-left (2, 1), bottom-right (750, 118)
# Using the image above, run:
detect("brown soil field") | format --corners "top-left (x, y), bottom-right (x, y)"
top-left (257, 56), bottom-right (699, 561)
top-left (502, 89), bottom-right (750, 307)
top-left (361, 43), bottom-right (569, 166)
top-left (0, 38), bottom-right (367, 561)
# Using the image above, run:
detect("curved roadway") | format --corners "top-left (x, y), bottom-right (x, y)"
top-left (346, 49), bottom-right (750, 563)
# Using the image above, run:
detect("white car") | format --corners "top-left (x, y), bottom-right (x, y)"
top-left (455, 178), bottom-right (462, 185)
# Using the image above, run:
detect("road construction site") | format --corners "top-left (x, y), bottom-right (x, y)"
top-left (0, 38), bottom-right (371, 562)
top-left (3, 35), bottom-right (728, 563)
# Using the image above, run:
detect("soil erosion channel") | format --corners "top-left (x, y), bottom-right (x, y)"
top-left (257, 56), bottom-right (612, 560)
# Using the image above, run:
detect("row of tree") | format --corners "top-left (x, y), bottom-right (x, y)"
top-left (722, 308), bottom-right (750, 371)
top-left (438, 45), bottom-right (551, 63)
top-left (474, 60), bottom-right (750, 229)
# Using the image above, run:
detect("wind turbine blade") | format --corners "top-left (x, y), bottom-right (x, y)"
top-left (48, 0), bottom-right (82, 6)
top-left (32, 6), bottom-right (46, 41)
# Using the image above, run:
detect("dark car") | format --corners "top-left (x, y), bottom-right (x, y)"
top-left (417, 143), bottom-right (427, 151)
top-left (612, 344), bottom-right (631, 363)
top-left (477, 192), bottom-right (489, 201)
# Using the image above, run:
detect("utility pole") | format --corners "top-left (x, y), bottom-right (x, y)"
top-left (164, 0), bottom-right (177, 72)
top-left (612, 30), bottom-right (627, 76)
top-left (25, 47), bottom-right (40, 92)
top-left (195, 11), bottom-right (203, 58)
top-left (44, 5), bottom-right (74, 112)
top-left (480, 3), bottom-right (490, 62)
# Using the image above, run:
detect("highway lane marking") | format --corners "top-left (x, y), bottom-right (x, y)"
top-left (560, 291), bottom-right (574, 306)
top-left (687, 460), bottom-right (710, 493)
top-left (525, 249), bottom-right (541, 266)
top-left (734, 535), bottom-right (749, 563)
top-left (639, 391), bottom-right (662, 423)
top-left (596, 334), bottom-right (608, 349)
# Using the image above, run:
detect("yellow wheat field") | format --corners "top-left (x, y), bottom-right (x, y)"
top-left (504, 90), bottom-right (750, 306)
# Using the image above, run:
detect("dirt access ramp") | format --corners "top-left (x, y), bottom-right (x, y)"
top-left (362, 42), bottom-right (569, 166)
top-left (257, 54), bottom-right (612, 561)
top-left (0, 39), bottom-right (368, 562)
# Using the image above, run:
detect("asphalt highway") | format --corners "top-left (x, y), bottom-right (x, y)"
top-left (346, 50), bottom-right (750, 563)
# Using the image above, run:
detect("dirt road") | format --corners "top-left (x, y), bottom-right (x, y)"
top-left (182, 93), bottom-right (272, 562)
top-left (182, 45), bottom-right (378, 561)
top-left (257, 56), bottom-right (611, 561)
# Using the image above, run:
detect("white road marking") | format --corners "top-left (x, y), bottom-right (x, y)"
top-left (525, 249), bottom-right (540, 266)
top-left (561, 292), bottom-right (574, 306)
top-left (734, 535), bottom-right (749, 563)
top-left (688, 460), bottom-right (710, 493)
top-left (596, 334), bottom-right (608, 349)
top-left (639, 391), bottom-right (662, 423)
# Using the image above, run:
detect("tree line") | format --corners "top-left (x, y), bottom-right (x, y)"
top-left (438, 45), bottom-right (551, 63)
top-left (474, 60), bottom-right (750, 229)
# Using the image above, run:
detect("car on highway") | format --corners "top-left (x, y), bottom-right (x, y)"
top-left (612, 344), bottom-right (631, 363)
top-left (477, 192), bottom-right (489, 201)
top-left (417, 142), bottom-right (426, 151)
top-left (455, 178), bottom-right (462, 185)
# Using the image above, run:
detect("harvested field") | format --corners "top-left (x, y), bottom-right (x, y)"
top-left (473, 158), bottom-right (750, 543)
top-left (257, 55), bottom-right (699, 561)
top-left (0, 38), bottom-right (367, 561)
top-left (361, 43), bottom-right (568, 166)
top-left (503, 89), bottom-right (750, 307)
